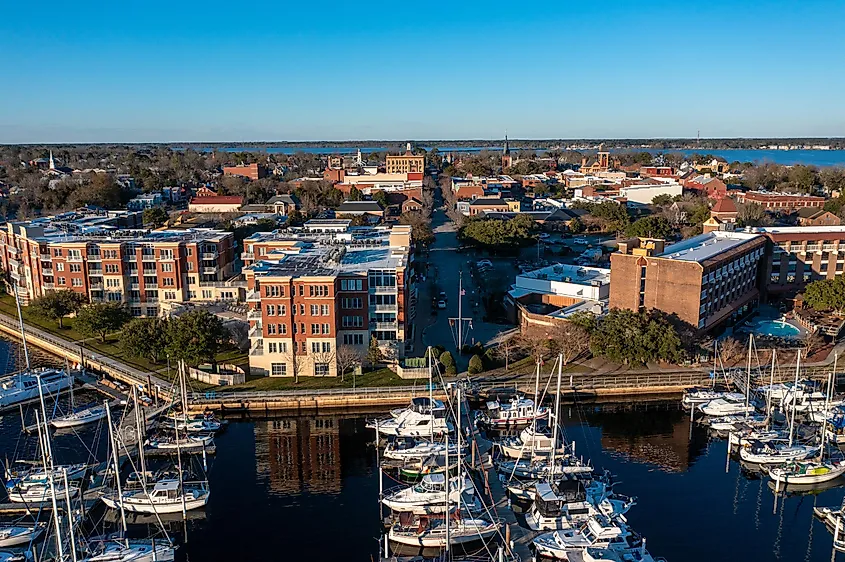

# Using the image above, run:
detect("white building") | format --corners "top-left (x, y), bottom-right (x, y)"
top-left (619, 182), bottom-right (683, 205)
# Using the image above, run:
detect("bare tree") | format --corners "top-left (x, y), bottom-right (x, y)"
top-left (718, 337), bottom-right (744, 364)
top-left (311, 347), bottom-right (337, 377)
top-left (549, 322), bottom-right (591, 366)
top-left (283, 349), bottom-right (308, 383)
top-left (336, 344), bottom-right (365, 382)
top-left (493, 334), bottom-right (523, 371)
top-left (804, 331), bottom-right (825, 358)
top-left (518, 330), bottom-right (552, 365)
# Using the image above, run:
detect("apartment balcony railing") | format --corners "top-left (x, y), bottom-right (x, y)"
top-left (40, 253), bottom-right (52, 260)
top-left (249, 345), bottom-right (264, 356)
top-left (249, 324), bottom-right (263, 339)
top-left (246, 290), bottom-right (260, 302)
top-left (369, 286), bottom-right (398, 294)
top-left (240, 252), bottom-right (254, 261)
top-left (247, 309), bottom-right (263, 320)
top-left (86, 254), bottom-right (102, 261)
top-left (141, 254), bottom-right (156, 261)
top-left (202, 253), bottom-right (217, 261)
top-left (371, 321), bottom-right (398, 330)
top-left (67, 255), bottom-right (83, 262)
top-left (372, 304), bottom-right (398, 312)
top-left (203, 267), bottom-right (218, 275)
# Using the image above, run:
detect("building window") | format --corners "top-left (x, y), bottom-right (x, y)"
top-left (278, 323), bottom-right (286, 334)
top-left (266, 304), bottom-right (276, 316)
top-left (311, 304), bottom-right (319, 316)
top-left (164, 291), bottom-right (176, 300)
top-left (265, 285), bottom-right (280, 297)
top-left (298, 285), bottom-right (304, 296)
top-left (267, 324), bottom-right (277, 335)
top-left (321, 304), bottom-right (330, 316)
top-left (340, 279), bottom-right (363, 291)
top-left (343, 334), bottom-right (365, 345)
top-left (311, 342), bottom-right (320, 353)
top-left (279, 305), bottom-right (287, 316)
top-left (342, 316), bottom-right (364, 328)
top-left (299, 304), bottom-right (305, 316)
top-left (161, 263), bottom-right (173, 272)
top-left (58, 277), bottom-right (66, 285)
top-left (163, 278), bottom-right (175, 287)
top-left (271, 363), bottom-right (287, 376)
top-left (309, 285), bottom-right (329, 297)
top-left (56, 262), bottom-right (65, 272)
top-left (311, 323), bottom-right (319, 334)
top-left (69, 264), bottom-right (81, 273)
top-left (300, 323), bottom-right (305, 334)
top-left (322, 323), bottom-right (330, 334)
top-left (322, 342), bottom-right (331, 353)
top-left (105, 264), bottom-right (119, 273)
top-left (314, 363), bottom-right (330, 376)
top-left (268, 342), bottom-right (277, 353)
top-left (72, 278), bottom-right (83, 287)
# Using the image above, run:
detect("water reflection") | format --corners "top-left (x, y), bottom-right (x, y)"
top-left (254, 417), bottom-right (342, 495)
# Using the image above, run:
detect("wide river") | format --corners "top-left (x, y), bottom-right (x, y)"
top-left (1, 336), bottom-right (843, 561)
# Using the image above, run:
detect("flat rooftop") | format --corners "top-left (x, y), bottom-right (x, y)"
top-left (249, 244), bottom-right (406, 278)
top-left (757, 226), bottom-right (845, 234)
top-left (518, 263), bottom-right (610, 286)
top-left (658, 231), bottom-right (760, 263)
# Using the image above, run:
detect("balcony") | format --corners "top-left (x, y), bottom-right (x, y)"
top-left (42, 282), bottom-right (54, 290)
top-left (141, 254), bottom-right (156, 261)
top-left (129, 283), bottom-right (140, 290)
top-left (202, 253), bottom-right (217, 261)
top-left (8, 258), bottom-right (19, 267)
top-left (369, 286), bottom-right (397, 294)
top-left (90, 282), bottom-right (104, 289)
top-left (7, 246), bottom-right (20, 255)
top-left (203, 267), bottom-right (218, 275)
top-left (247, 309), bottom-right (263, 320)
top-left (86, 254), bottom-right (101, 261)
top-left (372, 321), bottom-right (398, 330)
top-left (40, 253), bottom-right (51, 261)
top-left (67, 255), bottom-right (83, 262)
top-left (249, 345), bottom-right (264, 356)
top-left (249, 324), bottom-right (263, 338)
top-left (145, 283), bottom-right (158, 289)
top-left (159, 254), bottom-right (175, 261)
top-left (372, 303), bottom-right (397, 312)
top-left (246, 290), bottom-right (260, 302)
top-left (241, 252), bottom-right (254, 261)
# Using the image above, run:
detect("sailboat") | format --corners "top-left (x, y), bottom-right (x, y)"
top-left (381, 473), bottom-right (476, 514)
top-left (0, 287), bottom-right (72, 411)
top-left (80, 539), bottom-right (176, 562)
top-left (0, 522), bottom-right (45, 547)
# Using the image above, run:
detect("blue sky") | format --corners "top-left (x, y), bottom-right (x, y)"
top-left (2, 0), bottom-right (844, 143)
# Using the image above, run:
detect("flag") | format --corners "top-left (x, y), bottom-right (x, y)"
top-left (460, 289), bottom-right (466, 296)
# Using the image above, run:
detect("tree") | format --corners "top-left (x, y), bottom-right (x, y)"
top-left (549, 322), bottom-right (590, 366)
top-left (717, 337), bottom-right (744, 363)
top-left (493, 334), bottom-right (523, 371)
top-left (75, 302), bottom-right (130, 343)
top-left (347, 186), bottom-right (363, 201)
top-left (651, 194), bottom-right (673, 207)
top-left (373, 190), bottom-right (389, 208)
top-left (119, 317), bottom-right (169, 363)
top-left (143, 207), bottom-right (169, 227)
top-left (588, 308), bottom-right (684, 365)
top-left (518, 331), bottom-right (552, 364)
top-left (165, 310), bottom-right (228, 366)
top-left (439, 351), bottom-right (456, 375)
top-left (820, 168), bottom-right (845, 195)
top-left (336, 344), bottom-right (365, 382)
top-left (29, 290), bottom-right (87, 328)
top-left (568, 217), bottom-right (585, 234)
top-left (803, 275), bottom-right (845, 313)
top-left (468, 354), bottom-right (484, 375)
top-left (367, 336), bottom-right (383, 367)
top-left (736, 202), bottom-right (768, 227)
top-left (805, 331), bottom-right (825, 357)
top-left (625, 216), bottom-right (673, 239)
top-left (399, 211), bottom-right (434, 246)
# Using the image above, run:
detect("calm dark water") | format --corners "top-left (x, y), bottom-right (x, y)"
top-left (2, 334), bottom-right (844, 561)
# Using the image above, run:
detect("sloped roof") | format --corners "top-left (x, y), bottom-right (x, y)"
top-left (711, 197), bottom-right (737, 214)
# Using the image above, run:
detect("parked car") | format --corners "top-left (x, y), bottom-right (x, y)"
top-left (573, 237), bottom-right (589, 245)
top-left (476, 259), bottom-right (493, 268)
top-left (437, 300), bottom-right (447, 309)
top-left (438, 291), bottom-right (448, 301)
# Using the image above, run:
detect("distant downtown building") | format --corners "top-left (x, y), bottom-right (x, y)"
top-left (243, 222), bottom-right (414, 377)
top-left (734, 191), bottom-right (825, 211)
top-left (0, 209), bottom-right (237, 314)
top-left (385, 145), bottom-right (425, 175)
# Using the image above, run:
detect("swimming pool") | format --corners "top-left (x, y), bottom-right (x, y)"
top-left (747, 319), bottom-right (802, 338)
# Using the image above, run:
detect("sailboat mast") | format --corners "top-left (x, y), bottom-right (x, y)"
top-left (745, 334), bottom-right (752, 411)
top-left (133, 386), bottom-right (147, 486)
top-left (550, 354), bottom-right (563, 472)
top-left (428, 347), bottom-right (434, 443)
top-left (457, 272), bottom-right (462, 352)
top-left (13, 286), bottom-right (30, 371)
top-left (532, 360), bottom-right (540, 458)
top-left (444, 426), bottom-right (450, 554)
top-left (175, 412), bottom-right (187, 519)
top-left (105, 400), bottom-right (128, 538)
top-left (768, 349), bottom-right (776, 430)
top-left (789, 351), bottom-right (801, 447)
top-left (63, 468), bottom-right (78, 562)
top-left (36, 378), bottom-right (63, 561)
top-left (821, 370), bottom-right (832, 459)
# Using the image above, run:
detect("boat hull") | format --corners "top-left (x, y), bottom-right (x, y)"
top-left (101, 493), bottom-right (209, 514)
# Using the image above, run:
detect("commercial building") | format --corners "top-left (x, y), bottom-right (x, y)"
top-left (506, 264), bottom-right (609, 332)
top-left (243, 224), bottom-right (414, 378)
top-left (335, 172), bottom-right (423, 202)
top-left (385, 144), bottom-right (425, 174)
top-left (758, 226), bottom-right (845, 296)
top-left (467, 198), bottom-right (510, 216)
top-left (618, 182), bottom-right (683, 205)
top-left (735, 191), bottom-right (825, 211)
top-left (188, 196), bottom-right (244, 213)
top-left (223, 163), bottom-right (267, 180)
top-left (610, 233), bottom-right (767, 332)
top-left (0, 210), bottom-right (237, 313)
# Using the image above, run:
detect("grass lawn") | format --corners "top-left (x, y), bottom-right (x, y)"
top-left (0, 294), bottom-right (248, 389)
top-left (217, 367), bottom-right (415, 392)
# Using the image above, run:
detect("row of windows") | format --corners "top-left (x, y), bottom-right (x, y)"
top-left (341, 316), bottom-right (364, 328)
top-left (343, 334), bottom-right (365, 345)
top-left (266, 323), bottom-right (332, 335)
top-left (340, 279), bottom-right (364, 291)
top-left (342, 298), bottom-right (363, 309)
top-left (263, 284), bottom-right (333, 298)
top-left (265, 304), bottom-right (333, 316)
top-left (270, 363), bottom-right (330, 376)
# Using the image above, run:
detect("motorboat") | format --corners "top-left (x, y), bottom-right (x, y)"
top-left (682, 389), bottom-right (744, 409)
top-left (476, 395), bottom-right (548, 428)
top-left (769, 459), bottom-right (845, 485)
top-left (368, 398), bottom-right (453, 438)
top-left (739, 440), bottom-right (819, 464)
top-left (524, 481), bottom-right (635, 531)
top-left (0, 551), bottom-right (28, 562)
top-left (80, 539), bottom-right (176, 562)
top-left (382, 473), bottom-right (475, 514)
top-left (6, 480), bottom-right (80, 503)
top-left (533, 516), bottom-right (648, 560)
top-left (101, 479), bottom-right (209, 514)
top-left (814, 506), bottom-right (845, 552)
top-left (388, 512), bottom-right (501, 547)
top-left (383, 437), bottom-right (459, 462)
top-left (698, 398), bottom-right (755, 417)
top-left (809, 402), bottom-right (845, 424)
top-left (161, 413), bottom-right (222, 433)
top-left (827, 412), bottom-right (845, 445)
top-left (0, 522), bottom-right (45, 547)
top-left (781, 385), bottom-right (828, 413)
top-left (396, 453), bottom-right (459, 480)
top-left (498, 425), bottom-right (564, 459)
top-left (51, 404), bottom-right (108, 428)
top-left (0, 368), bottom-right (72, 411)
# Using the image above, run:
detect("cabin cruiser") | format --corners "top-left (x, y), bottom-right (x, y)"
top-left (388, 512), bottom-right (501, 547)
top-left (369, 398), bottom-right (453, 438)
top-left (101, 479), bottom-right (209, 514)
top-left (382, 473), bottom-right (476, 514)
top-left (0, 522), bottom-right (45, 547)
top-left (738, 440), bottom-right (819, 464)
top-left (708, 414), bottom-right (766, 432)
top-left (728, 427), bottom-right (788, 447)
top-left (698, 398), bottom-right (755, 417)
top-left (0, 368), bottom-right (72, 411)
top-left (533, 516), bottom-right (649, 560)
top-left (497, 455), bottom-right (593, 484)
top-left (476, 395), bottom-right (548, 428)
top-left (524, 481), bottom-right (635, 531)
top-left (498, 425), bottom-right (565, 459)
top-left (781, 386), bottom-right (829, 414)
top-left (161, 412), bottom-right (223, 433)
top-left (6, 480), bottom-right (80, 503)
top-left (4, 462), bottom-right (88, 486)
top-left (504, 468), bottom-right (602, 502)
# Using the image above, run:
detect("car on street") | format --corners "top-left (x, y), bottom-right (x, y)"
top-left (573, 237), bottom-right (589, 245)
top-left (438, 291), bottom-right (448, 301)
top-left (437, 299), bottom-right (447, 309)
top-left (476, 259), bottom-right (493, 267)
top-left (537, 233), bottom-right (551, 240)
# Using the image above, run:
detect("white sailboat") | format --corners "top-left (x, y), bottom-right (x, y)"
top-left (383, 437), bottom-right (459, 462)
top-left (698, 398), bottom-right (755, 417)
top-left (0, 288), bottom-right (71, 411)
top-left (145, 433), bottom-right (214, 453)
top-left (102, 479), bottom-right (210, 514)
top-left (0, 522), bottom-right (45, 547)
top-left (80, 540), bottom-right (176, 562)
top-left (51, 404), bottom-right (108, 428)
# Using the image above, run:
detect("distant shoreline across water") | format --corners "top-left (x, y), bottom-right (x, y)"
top-left (170, 145), bottom-right (845, 167)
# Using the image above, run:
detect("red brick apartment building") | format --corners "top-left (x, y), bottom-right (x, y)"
top-left (242, 224), bottom-right (414, 377)
top-left (0, 210), bottom-right (236, 315)
top-left (223, 163), bottom-right (267, 180)
top-left (735, 191), bottom-right (825, 211)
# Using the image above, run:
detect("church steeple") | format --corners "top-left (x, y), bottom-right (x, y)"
top-left (501, 133), bottom-right (512, 171)
top-left (503, 134), bottom-right (510, 156)
top-left (48, 150), bottom-right (55, 170)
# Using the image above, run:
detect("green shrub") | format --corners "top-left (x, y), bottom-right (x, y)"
top-left (468, 354), bottom-right (484, 375)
